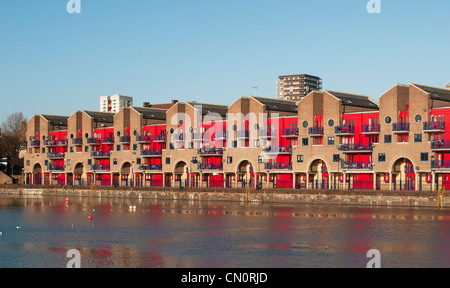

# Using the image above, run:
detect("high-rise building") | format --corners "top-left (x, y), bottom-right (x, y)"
top-left (276, 74), bottom-right (322, 101)
top-left (100, 94), bottom-right (133, 113)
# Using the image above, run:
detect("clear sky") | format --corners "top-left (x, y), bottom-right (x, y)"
top-left (0, 0), bottom-right (449, 124)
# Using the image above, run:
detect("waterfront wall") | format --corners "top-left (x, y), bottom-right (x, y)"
top-left (0, 185), bottom-right (449, 209)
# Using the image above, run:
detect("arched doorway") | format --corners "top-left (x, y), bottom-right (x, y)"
top-left (309, 159), bottom-right (329, 189)
top-left (392, 158), bottom-right (415, 191)
top-left (121, 162), bottom-right (132, 187)
top-left (32, 163), bottom-right (42, 185)
top-left (174, 161), bottom-right (188, 187)
top-left (236, 160), bottom-right (255, 188)
top-left (74, 163), bottom-right (84, 186)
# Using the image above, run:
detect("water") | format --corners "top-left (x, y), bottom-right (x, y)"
top-left (0, 194), bottom-right (449, 268)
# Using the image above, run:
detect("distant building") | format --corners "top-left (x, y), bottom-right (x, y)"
top-left (276, 74), bottom-right (322, 101)
top-left (100, 94), bottom-right (133, 113)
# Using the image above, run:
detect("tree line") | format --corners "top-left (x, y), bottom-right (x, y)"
top-left (0, 112), bottom-right (27, 176)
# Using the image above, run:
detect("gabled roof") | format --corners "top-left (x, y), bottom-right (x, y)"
top-left (132, 107), bottom-right (167, 120)
top-left (413, 84), bottom-right (450, 102)
top-left (251, 96), bottom-right (299, 113)
top-left (41, 115), bottom-right (69, 127)
top-left (187, 102), bottom-right (228, 117)
top-left (83, 111), bottom-right (115, 123)
top-left (325, 91), bottom-right (379, 109)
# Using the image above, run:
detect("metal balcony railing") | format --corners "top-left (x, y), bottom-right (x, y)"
top-left (139, 164), bottom-right (162, 171)
top-left (47, 152), bottom-right (65, 159)
top-left (423, 121), bottom-right (445, 131)
top-left (44, 140), bottom-right (57, 146)
top-left (72, 138), bottom-right (83, 145)
top-left (30, 140), bottom-right (40, 147)
top-left (102, 137), bottom-right (114, 144)
top-left (431, 141), bottom-right (450, 150)
top-left (237, 130), bottom-right (250, 138)
top-left (48, 165), bottom-right (64, 171)
top-left (91, 164), bottom-right (110, 171)
top-left (282, 128), bottom-right (299, 137)
top-left (119, 136), bottom-right (131, 143)
top-left (335, 126), bottom-right (354, 135)
top-left (87, 138), bottom-right (101, 145)
top-left (140, 149), bottom-right (162, 157)
top-left (259, 129), bottom-right (273, 138)
top-left (154, 134), bottom-right (167, 142)
top-left (362, 124), bottom-right (381, 133)
top-left (264, 162), bottom-right (292, 170)
top-left (432, 160), bottom-right (450, 169)
top-left (57, 139), bottom-right (68, 146)
top-left (308, 127), bottom-right (324, 135)
top-left (136, 135), bottom-right (152, 143)
top-left (198, 163), bottom-right (223, 170)
top-left (20, 141), bottom-right (27, 147)
top-left (262, 145), bottom-right (292, 154)
top-left (197, 147), bottom-right (224, 155)
top-left (214, 131), bottom-right (228, 139)
top-left (393, 123), bottom-right (410, 132)
top-left (341, 161), bottom-right (373, 170)
top-left (91, 151), bottom-right (110, 158)
top-left (193, 133), bottom-right (209, 141)
top-left (172, 134), bottom-right (185, 141)
top-left (339, 143), bottom-right (374, 152)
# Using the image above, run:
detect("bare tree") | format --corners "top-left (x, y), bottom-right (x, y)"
top-left (0, 112), bottom-right (27, 175)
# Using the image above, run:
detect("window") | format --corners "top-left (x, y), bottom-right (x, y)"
top-left (26, 160), bottom-right (30, 166)
top-left (133, 144), bottom-right (138, 151)
top-left (253, 140), bottom-right (260, 147)
top-left (70, 146), bottom-right (74, 153)
top-left (302, 138), bottom-right (309, 146)
top-left (258, 156), bottom-right (263, 164)
top-left (42, 148), bottom-right (45, 154)
top-left (414, 134), bottom-right (422, 143)
top-left (232, 140), bottom-right (237, 148)
top-left (333, 154), bottom-right (340, 162)
top-left (116, 145), bottom-right (121, 151)
top-left (166, 158), bottom-right (171, 165)
top-left (420, 153), bottom-right (428, 162)
top-left (67, 159), bottom-right (71, 166)
top-left (188, 142), bottom-right (194, 149)
top-left (88, 159), bottom-right (92, 165)
top-left (136, 158), bottom-right (141, 165)
top-left (378, 153), bottom-right (386, 162)
top-left (227, 157), bottom-right (233, 164)
top-left (113, 158), bottom-right (118, 165)
top-left (384, 135), bottom-right (392, 143)
top-left (328, 137), bottom-right (335, 145)
top-left (398, 134), bottom-right (409, 143)
top-left (297, 155), bottom-right (303, 163)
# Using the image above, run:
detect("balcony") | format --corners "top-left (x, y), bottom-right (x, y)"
top-left (335, 126), bottom-right (354, 136)
top-left (91, 151), bottom-right (111, 158)
top-left (48, 165), bottom-right (64, 171)
top-left (432, 160), bottom-right (450, 169)
top-left (308, 127), bottom-right (324, 136)
top-left (141, 149), bottom-right (163, 157)
top-left (30, 140), bottom-right (40, 147)
top-left (339, 143), bottom-right (374, 153)
top-left (72, 138), bottom-right (83, 146)
top-left (362, 124), bottom-right (381, 134)
top-left (57, 139), bottom-right (68, 146)
top-left (214, 131), bottom-right (227, 140)
top-left (282, 128), bottom-right (299, 137)
top-left (87, 138), bottom-right (101, 145)
top-left (431, 141), bottom-right (450, 151)
top-left (197, 147), bottom-right (224, 155)
top-left (20, 141), bottom-right (27, 147)
top-left (139, 164), bottom-right (162, 171)
top-left (237, 130), bottom-right (250, 139)
top-left (172, 134), bottom-right (185, 142)
top-left (423, 121), bottom-right (445, 133)
top-left (44, 140), bottom-right (57, 147)
top-left (341, 161), bottom-right (373, 170)
top-left (102, 137), bottom-right (114, 144)
top-left (47, 152), bottom-right (65, 159)
top-left (264, 162), bottom-right (292, 170)
top-left (154, 134), bottom-right (167, 142)
top-left (259, 129), bottom-right (273, 138)
top-left (136, 135), bottom-right (152, 143)
top-left (91, 164), bottom-right (110, 171)
top-left (262, 145), bottom-right (293, 154)
top-left (119, 136), bottom-right (131, 143)
top-left (198, 163), bottom-right (223, 170)
top-left (393, 123), bottom-right (410, 133)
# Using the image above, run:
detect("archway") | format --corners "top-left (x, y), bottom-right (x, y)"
top-left (32, 163), bottom-right (42, 185)
top-left (236, 160), bottom-right (255, 188)
top-left (74, 163), bottom-right (84, 186)
top-left (308, 159), bottom-right (329, 190)
top-left (174, 161), bottom-right (188, 187)
top-left (121, 162), bottom-right (132, 187)
top-left (391, 157), bottom-right (415, 191)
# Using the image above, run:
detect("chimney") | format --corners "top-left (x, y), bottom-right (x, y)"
top-left (143, 102), bottom-right (150, 108)
top-left (172, 100), bottom-right (179, 106)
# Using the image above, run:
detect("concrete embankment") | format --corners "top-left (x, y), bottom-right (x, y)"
top-left (0, 185), bottom-right (449, 209)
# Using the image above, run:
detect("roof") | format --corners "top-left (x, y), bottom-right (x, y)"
top-left (413, 84), bottom-right (450, 102)
top-left (83, 111), bottom-right (115, 123)
top-left (251, 97), bottom-right (299, 113)
top-left (187, 102), bottom-right (228, 117)
top-left (325, 91), bottom-right (379, 109)
top-left (133, 107), bottom-right (167, 120)
top-left (41, 115), bottom-right (69, 127)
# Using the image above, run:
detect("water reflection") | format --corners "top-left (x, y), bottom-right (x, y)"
top-left (0, 195), bottom-right (449, 268)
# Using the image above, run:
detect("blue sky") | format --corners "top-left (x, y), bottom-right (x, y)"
top-left (0, 0), bottom-right (449, 124)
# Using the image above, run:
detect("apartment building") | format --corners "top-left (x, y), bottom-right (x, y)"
top-left (276, 74), bottom-right (322, 101)
top-left (100, 94), bottom-right (133, 113)
top-left (23, 82), bottom-right (450, 192)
